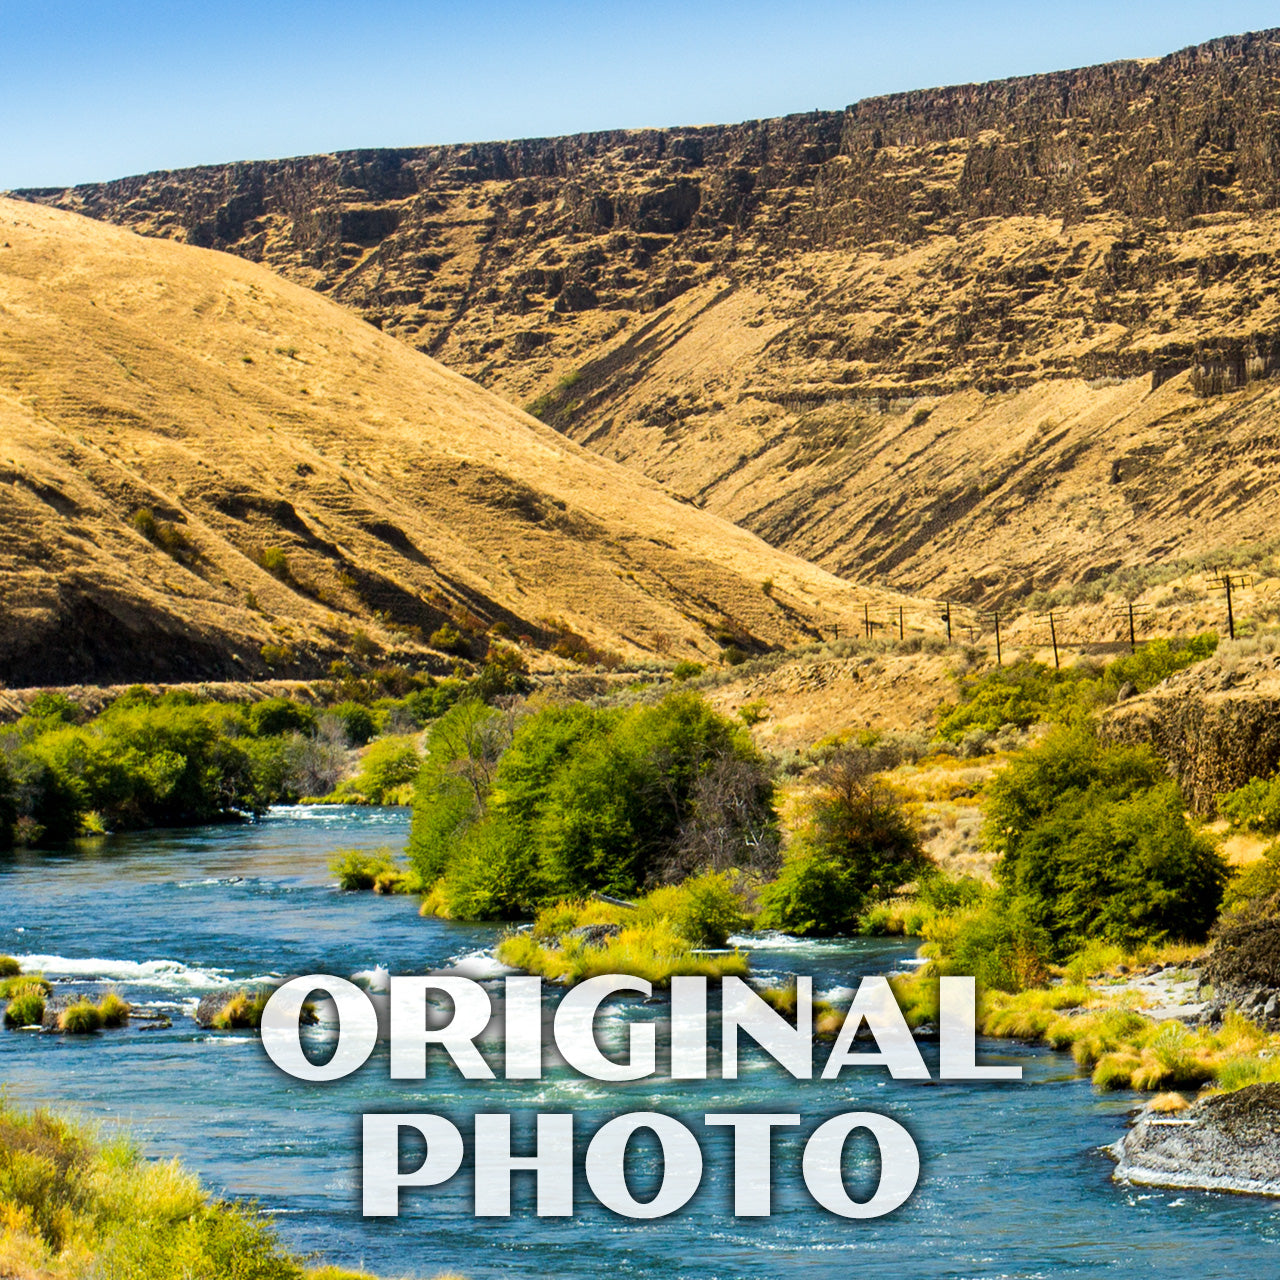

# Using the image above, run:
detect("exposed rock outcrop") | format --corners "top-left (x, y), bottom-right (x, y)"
top-left (1113, 1085), bottom-right (1280, 1196)
top-left (1101, 653), bottom-right (1280, 814)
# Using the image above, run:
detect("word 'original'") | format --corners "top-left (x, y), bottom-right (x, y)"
top-left (260, 973), bottom-right (1020, 1082)
top-left (258, 972), bottom-right (1020, 1219)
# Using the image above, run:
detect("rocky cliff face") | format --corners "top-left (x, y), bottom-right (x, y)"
top-left (23, 30), bottom-right (1280, 599)
top-left (1102, 650), bottom-right (1280, 813)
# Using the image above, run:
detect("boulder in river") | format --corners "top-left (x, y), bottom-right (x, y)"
top-left (194, 990), bottom-right (237, 1029)
top-left (1113, 1084), bottom-right (1280, 1196)
top-left (41, 994), bottom-right (77, 1032)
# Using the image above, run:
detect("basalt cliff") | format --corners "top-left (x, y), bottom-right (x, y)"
top-left (22, 28), bottom-right (1280, 601)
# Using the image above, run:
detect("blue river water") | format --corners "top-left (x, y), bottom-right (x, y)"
top-left (2, 805), bottom-right (1279, 1279)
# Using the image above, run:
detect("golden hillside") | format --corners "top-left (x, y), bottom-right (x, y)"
top-left (0, 198), bottom-right (923, 685)
top-left (32, 29), bottom-right (1280, 600)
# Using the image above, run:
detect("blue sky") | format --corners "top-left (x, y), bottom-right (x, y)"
top-left (2, 1), bottom-right (1277, 189)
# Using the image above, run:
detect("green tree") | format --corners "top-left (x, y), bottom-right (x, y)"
top-left (760, 748), bottom-right (926, 936)
top-left (984, 725), bottom-right (1226, 951)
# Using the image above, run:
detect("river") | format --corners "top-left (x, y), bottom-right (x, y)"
top-left (2, 805), bottom-right (1279, 1278)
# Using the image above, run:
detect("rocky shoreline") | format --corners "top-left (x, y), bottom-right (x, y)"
top-left (1112, 1085), bottom-right (1280, 1197)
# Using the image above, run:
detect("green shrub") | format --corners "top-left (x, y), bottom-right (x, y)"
top-left (3, 991), bottom-right (45, 1027)
top-left (0, 956), bottom-right (20, 978)
top-left (0, 1097), bottom-right (346, 1277)
top-left (0, 756), bottom-right (14, 848)
top-left (0, 974), bottom-right (51, 999)
top-left (1104, 633), bottom-right (1218, 694)
top-left (330, 701), bottom-right (376, 746)
top-left (760, 749), bottom-right (926, 936)
top-left (259, 642), bottom-right (296, 669)
top-left (1220, 775), bottom-right (1280, 834)
top-left (984, 725), bottom-right (1227, 952)
top-left (937, 660), bottom-right (1094, 740)
top-left (247, 697), bottom-right (317, 739)
top-left (924, 897), bottom-right (1054, 992)
top-left (97, 992), bottom-right (131, 1028)
top-left (331, 847), bottom-right (400, 891)
top-left (328, 736), bottom-right (421, 804)
top-left (408, 700), bottom-right (505, 886)
top-left (759, 848), bottom-right (859, 936)
top-left (396, 678), bottom-right (469, 725)
top-left (132, 507), bottom-right (198, 562)
top-left (672, 660), bottom-right (704, 682)
top-left (429, 623), bottom-right (471, 656)
top-left (257, 546), bottom-right (292, 580)
top-left (410, 692), bottom-right (773, 917)
top-left (24, 691), bottom-right (83, 726)
top-left (4, 698), bottom-right (271, 843)
top-left (936, 636), bottom-right (1218, 741)
top-left (1223, 844), bottom-right (1280, 909)
top-left (650, 872), bottom-right (749, 947)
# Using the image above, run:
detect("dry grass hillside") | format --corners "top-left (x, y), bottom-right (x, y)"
top-left (0, 198), bottom-right (919, 685)
top-left (27, 29), bottom-right (1280, 603)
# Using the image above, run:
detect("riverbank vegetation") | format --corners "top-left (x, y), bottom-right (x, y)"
top-left (409, 692), bottom-right (779, 919)
top-left (0, 1099), bottom-right (404, 1280)
top-left (0, 645), bottom-right (530, 846)
top-left (493, 875), bottom-right (751, 985)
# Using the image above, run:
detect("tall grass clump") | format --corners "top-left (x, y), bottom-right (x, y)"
top-left (3, 990), bottom-right (46, 1028)
top-left (58, 1000), bottom-right (104, 1035)
top-left (0, 1099), bottom-right (381, 1279)
top-left (497, 875), bottom-right (752, 985)
top-left (330, 847), bottom-right (418, 894)
top-left (97, 992), bottom-right (131, 1028)
top-left (497, 923), bottom-right (749, 987)
top-left (211, 990), bottom-right (272, 1031)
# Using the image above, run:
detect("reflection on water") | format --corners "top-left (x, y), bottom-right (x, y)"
top-left (2, 806), bottom-right (1279, 1279)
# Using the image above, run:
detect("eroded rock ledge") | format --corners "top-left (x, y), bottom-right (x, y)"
top-left (1113, 1084), bottom-right (1280, 1196)
top-left (1101, 653), bottom-right (1280, 814)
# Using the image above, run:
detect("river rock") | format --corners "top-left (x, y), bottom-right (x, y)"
top-left (567, 923), bottom-right (624, 947)
top-left (1113, 1084), bottom-right (1280, 1196)
top-left (40, 993), bottom-right (77, 1031)
top-left (194, 989), bottom-right (239, 1029)
top-left (1200, 900), bottom-right (1280, 1028)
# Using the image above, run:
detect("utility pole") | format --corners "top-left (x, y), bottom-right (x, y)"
top-left (1037, 611), bottom-right (1060, 669)
top-left (981, 610), bottom-right (1004, 666)
top-left (864, 602), bottom-right (871, 639)
top-left (1213, 572), bottom-right (1252, 640)
top-left (898, 605), bottom-right (904, 641)
top-left (941, 601), bottom-right (953, 643)
top-left (1109, 601), bottom-right (1152, 654)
